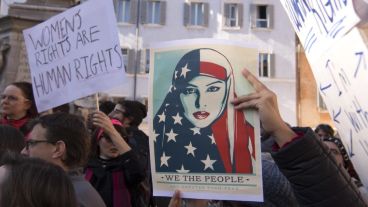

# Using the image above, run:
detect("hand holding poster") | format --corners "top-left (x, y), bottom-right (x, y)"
top-left (149, 39), bottom-right (262, 201)
top-left (23, 0), bottom-right (125, 112)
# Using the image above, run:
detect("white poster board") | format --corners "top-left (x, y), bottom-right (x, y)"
top-left (280, 0), bottom-right (360, 63)
top-left (281, 0), bottom-right (368, 186)
top-left (23, 0), bottom-right (125, 112)
top-left (312, 28), bottom-right (368, 186)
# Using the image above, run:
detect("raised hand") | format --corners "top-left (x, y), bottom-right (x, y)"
top-left (231, 68), bottom-right (296, 147)
top-left (92, 111), bottom-right (117, 137)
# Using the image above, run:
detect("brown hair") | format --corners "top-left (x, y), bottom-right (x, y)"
top-left (10, 81), bottom-right (38, 118)
top-left (30, 113), bottom-right (90, 168)
top-left (0, 125), bottom-right (24, 153)
top-left (0, 152), bottom-right (78, 207)
top-left (118, 100), bottom-right (147, 127)
top-left (89, 121), bottom-right (129, 159)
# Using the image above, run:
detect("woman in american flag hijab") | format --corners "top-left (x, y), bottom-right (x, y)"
top-left (153, 48), bottom-right (255, 174)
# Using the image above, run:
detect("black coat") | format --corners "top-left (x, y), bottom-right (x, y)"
top-left (86, 150), bottom-right (145, 207)
top-left (272, 127), bottom-right (367, 207)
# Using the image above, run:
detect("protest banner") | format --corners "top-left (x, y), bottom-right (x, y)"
top-left (23, 0), bottom-right (125, 112)
top-left (280, 0), bottom-right (360, 63)
top-left (149, 39), bottom-right (262, 201)
top-left (280, 0), bottom-right (368, 186)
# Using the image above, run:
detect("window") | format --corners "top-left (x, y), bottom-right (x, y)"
top-left (317, 93), bottom-right (328, 111)
top-left (184, 2), bottom-right (209, 27)
top-left (142, 1), bottom-right (166, 25)
top-left (139, 49), bottom-right (150, 74)
top-left (258, 53), bottom-right (272, 78)
top-left (191, 3), bottom-right (204, 26)
top-left (114, 0), bottom-right (129, 23)
top-left (114, 0), bottom-right (130, 23)
top-left (123, 49), bottom-right (149, 74)
top-left (147, 1), bottom-right (160, 24)
top-left (250, 4), bottom-right (273, 29)
top-left (256, 6), bottom-right (267, 28)
top-left (121, 48), bottom-right (129, 72)
top-left (224, 3), bottom-right (243, 28)
top-left (145, 49), bottom-right (150, 73)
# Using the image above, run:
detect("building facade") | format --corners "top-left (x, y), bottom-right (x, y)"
top-left (297, 45), bottom-right (334, 128)
top-left (106, 0), bottom-right (298, 125)
top-left (0, 0), bottom-right (298, 125)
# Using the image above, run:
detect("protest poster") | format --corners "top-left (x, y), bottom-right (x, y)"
top-left (23, 0), bottom-right (125, 112)
top-left (280, 0), bottom-right (368, 186)
top-left (280, 0), bottom-right (360, 62)
top-left (149, 39), bottom-right (262, 201)
top-left (311, 28), bottom-right (368, 186)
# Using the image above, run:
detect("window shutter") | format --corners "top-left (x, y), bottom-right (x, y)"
top-left (203, 2), bottom-right (209, 27)
top-left (130, 0), bottom-right (138, 24)
top-left (160, 1), bottom-right (166, 25)
top-left (223, 3), bottom-right (229, 26)
top-left (267, 5), bottom-right (274, 29)
top-left (127, 49), bottom-right (136, 74)
top-left (250, 4), bottom-right (256, 28)
top-left (145, 48), bottom-right (150, 73)
top-left (238, 3), bottom-right (243, 28)
top-left (183, 2), bottom-right (190, 26)
top-left (136, 49), bottom-right (142, 73)
top-left (113, 0), bottom-right (118, 14)
top-left (141, 0), bottom-right (147, 24)
top-left (139, 49), bottom-right (145, 71)
top-left (269, 53), bottom-right (275, 78)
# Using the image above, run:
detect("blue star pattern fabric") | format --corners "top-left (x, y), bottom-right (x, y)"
top-left (153, 48), bottom-right (255, 174)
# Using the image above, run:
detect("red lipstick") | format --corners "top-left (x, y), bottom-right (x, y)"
top-left (193, 111), bottom-right (210, 120)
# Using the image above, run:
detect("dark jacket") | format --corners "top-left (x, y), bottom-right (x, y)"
top-left (86, 150), bottom-right (145, 207)
top-left (127, 126), bottom-right (154, 206)
top-left (272, 127), bottom-right (367, 207)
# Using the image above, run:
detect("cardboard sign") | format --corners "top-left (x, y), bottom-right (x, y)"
top-left (23, 0), bottom-right (125, 112)
top-left (149, 39), bottom-right (263, 201)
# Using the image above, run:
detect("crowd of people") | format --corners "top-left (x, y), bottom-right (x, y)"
top-left (0, 68), bottom-right (368, 207)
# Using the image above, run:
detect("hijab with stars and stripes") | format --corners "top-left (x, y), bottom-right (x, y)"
top-left (153, 48), bottom-right (255, 174)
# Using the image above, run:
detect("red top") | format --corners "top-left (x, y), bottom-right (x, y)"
top-left (0, 115), bottom-right (31, 136)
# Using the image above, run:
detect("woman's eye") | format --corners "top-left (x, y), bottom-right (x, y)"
top-left (183, 88), bottom-right (196, 95)
top-left (207, 86), bottom-right (220, 92)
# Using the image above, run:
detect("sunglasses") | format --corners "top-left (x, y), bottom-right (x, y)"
top-left (1, 95), bottom-right (29, 102)
top-left (25, 139), bottom-right (55, 150)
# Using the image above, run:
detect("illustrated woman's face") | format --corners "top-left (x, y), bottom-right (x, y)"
top-left (180, 75), bottom-right (227, 128)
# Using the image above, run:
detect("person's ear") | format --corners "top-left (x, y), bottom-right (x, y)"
top-left (24, 99), bottom-right (32, 110)
top-left (52, 140), bottom-right (66, 159)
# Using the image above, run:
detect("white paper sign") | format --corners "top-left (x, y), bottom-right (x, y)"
top-left (281, 0), bottom-right (368, 186)
top-left (313, 28), bottom-right (368, 186)
top-left (23, 0), bottom-right (125, 112)
top-left (280, 0), bottom-right (360, 63)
